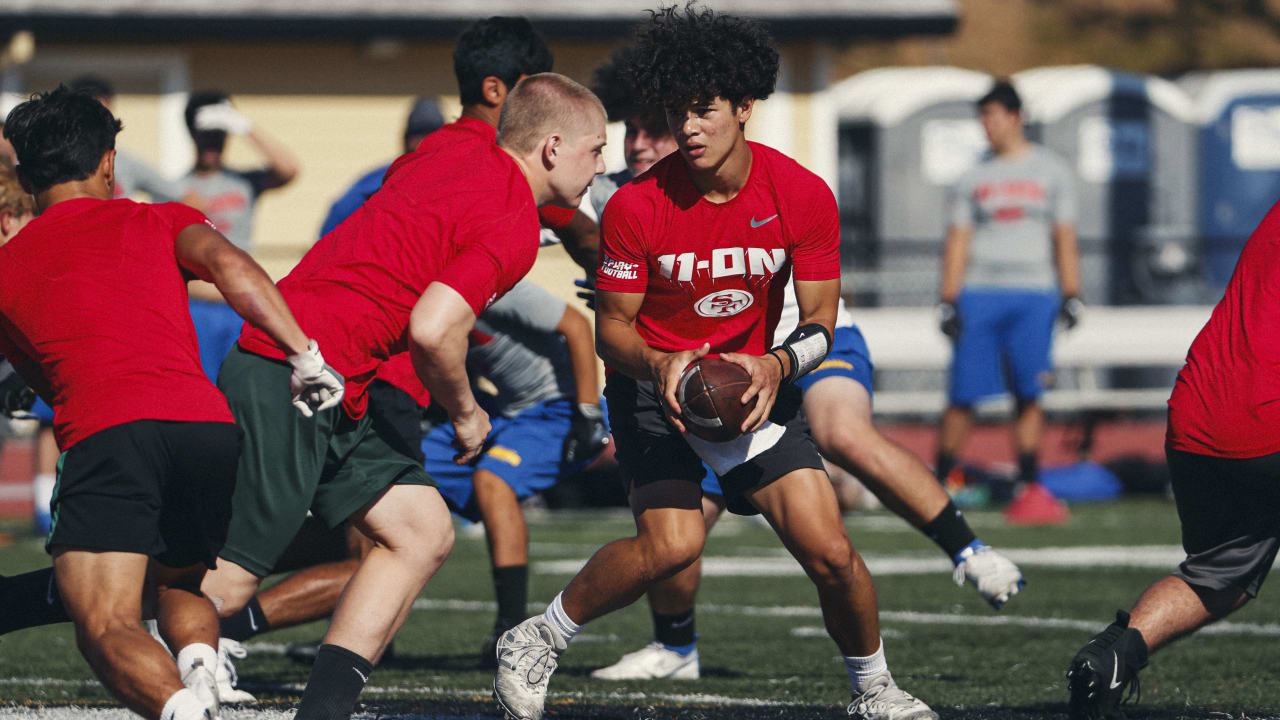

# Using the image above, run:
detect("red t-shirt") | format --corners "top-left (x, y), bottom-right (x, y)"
top-left (1167, 200), bottom-right (1280, 458)
top-left (238, 117), bottom-right (540, 417)
top-left (596, 142), bottom-right (840, 363)
top-left (0, 198), bottom-right (233, 449)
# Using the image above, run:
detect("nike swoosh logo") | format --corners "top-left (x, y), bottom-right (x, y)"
top-left (750, 214), bottom-right (778, 228)
top-left (1109, 651), bottom-right (1121, 689)
top-left (670, 616), bottom-right (694, 629)
top-left (247, 607), bottom-right (259, 632)
top-left (353, 667), bottom-right (369, 683)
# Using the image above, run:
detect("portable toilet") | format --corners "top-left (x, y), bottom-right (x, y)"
top-left (1180, 69), bottom-right (1280, 293)
top-left (1014, 66), bottom-right (1199, 305)
top-left (832, 66), bottom-right (992, 307)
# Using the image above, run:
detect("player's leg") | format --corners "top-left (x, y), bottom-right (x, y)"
top-left (1004, 290), bottom-right (1057, 483)
top-left (592, 490), bottom-right (724, 680)
top-left (936, 291), bottom-right (1002, 483)
top-left (1067, 446), bottom-right (1280, 719)
top-left (473, 467), bottom-right (531, 661)
top-left (802, 372), bottom-right (1023, 608)
top-left (149, 561), bottom-right (223, 714)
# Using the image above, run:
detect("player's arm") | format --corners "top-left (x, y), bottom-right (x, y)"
top-left (1, 353), bottom-right (49, 415)
top-left (409, 282), bottom-right (490, 464)
top-left (248, 124), bottom-right (300, 190)
top-left (1052, 222), bottom-right (1083, 327)
top-left (175, 223), bottom-right (343, 416)
top-left (939, 224), bottom-right (971, 305)
top-left (596, 288), bottom-right (707, 433)
top-left (556, 303), bottom-right (609, 463)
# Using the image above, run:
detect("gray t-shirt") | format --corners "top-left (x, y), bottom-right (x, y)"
top-left (114, 151), bottom-right (181, 203)
top-left (176, 168), bottom-right (271, 252)
top-left (589, 169), bottom-right (632, 222)
top-left (468, 279), bottom-right (573, 418)
top-left (949, 145), bottom-right (1076, 290)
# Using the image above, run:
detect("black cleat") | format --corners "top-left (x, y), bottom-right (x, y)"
top-left (1066, 610), bottom-right (1149, 720)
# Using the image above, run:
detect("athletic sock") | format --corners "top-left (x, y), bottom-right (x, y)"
top-left (934, 451), bottom-right (956, 484)
top-left (219, 596), bottom-right (269, 642)
top-left (175, 642), bottom-right (218, 681)
top-left (920, 500), bottom-right (979, 562)
top-left (1017, 451), bottom-right (1039, 484)
top-left (159, 688), bottom-right (209, 720)
top-left (652, 608), bottom-right (696, 649)
top-left (542, 592), bottom-right (582, 645)
top-left (492, 565), bottom-right (529, 633)
top-left (0, 566), bottom-right (69, 634)
top-left (844, 639), bottom-right (890, 693)
top-left (294, 643), bottom-right (374, 720)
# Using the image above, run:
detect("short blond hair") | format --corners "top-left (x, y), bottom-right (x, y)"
top-left (0, 162), bottom-right (35, 219)
top-left (497, 72), bottom-right (605, 155)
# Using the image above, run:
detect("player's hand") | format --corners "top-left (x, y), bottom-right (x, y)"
top-left (286, 340), bottom-right (345, 418)
top-left (719, 351), bottom-right (783, 434)
top-left (1060, 296), bottom-right (1084, 330)
top-left (650, 343), bottom-right (710, 433)
top-left (938, 301), bottom-right (961, 339)
top-left (450, 406), bottom-right (491, 464)
top-left (574, 277), bottom-right (596, 311)
top-left (562, 403), bottom-right (609, 464)
top-left (194, 101), bottom-right (253, 135)
top-left (0, 361), bottom-right (35, 418)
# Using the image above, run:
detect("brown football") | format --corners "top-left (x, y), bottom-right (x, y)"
top-left (678, 357), bottom-right (756, 443)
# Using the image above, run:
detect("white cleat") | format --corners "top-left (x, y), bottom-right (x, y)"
top-left (847, 672), bottom-right (938, 720)
top-left (493, 616), bottom-right (565, 720)
top-left (181, 657), bottom-right (222, 720)
top-left (215, 638), bottom-right (257, 704)
top-left (953, 545), bottom-right (1025, 610)
top-left (590, 642), bottom-right (700, 680)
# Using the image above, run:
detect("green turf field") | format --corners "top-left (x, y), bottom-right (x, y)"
top-left (1, 497), bottom-right (1277, 719)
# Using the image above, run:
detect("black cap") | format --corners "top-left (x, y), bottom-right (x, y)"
top-left (405, 97), bottom-right (446, 139)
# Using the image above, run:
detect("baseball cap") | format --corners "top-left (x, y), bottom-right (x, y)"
top-left (405, 97), bottom-right (446, 139)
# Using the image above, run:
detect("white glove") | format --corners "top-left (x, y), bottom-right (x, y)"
top-left (194, 101), bottom-right (253, 135)
top-left (286, 340), bottom-right (344, 418)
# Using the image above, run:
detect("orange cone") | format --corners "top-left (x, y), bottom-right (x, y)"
top-left (1004, 482), bottom-right (1070, 526)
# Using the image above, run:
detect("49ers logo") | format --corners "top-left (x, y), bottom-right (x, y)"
top-left (694, 289), bottom-right (754, 318)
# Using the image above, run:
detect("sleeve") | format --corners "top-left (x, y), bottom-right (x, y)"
top-left (538, 204), bottom-right (576, 231)
top-left (482, 280), bottom-right (568, 334)
top-left (436, 206), bottom-right (541, 317)
top-left (158, 202), bottom-right (217, 237)
top-left (789, 179), bottom-right (841, 282)
top-left (948, 171), bottom-right (976, 229)
top-left (595, 189), bottom-right (651, 293)
top-left (242, 169), bottom-right (275, 198)
top-left (1049, 154), bottom-right (1078, 226)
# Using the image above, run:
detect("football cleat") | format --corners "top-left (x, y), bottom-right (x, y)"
top-left (847, 672), bottom-right (938, 720)
top-left (1066, 610), bottom-right (1149, 720)
top-left (953, 545), bottom-right (1025, 609)
top-left (493, 616), bottom-right (565, 720)
top-left (590, 642), bottom-right (700, 680)
top-left (181, 657), bottom-right (222, 720)
top-left (215, 638), bottom-right (256, 704)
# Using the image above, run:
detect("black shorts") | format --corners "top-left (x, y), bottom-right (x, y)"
top-left (1167, 446), bottom-right (1280, 597)
top-left (604, 374), bottom-right (824, 516)
top-left (368, 379), bottom-right (427, 465)
top-left (48, 420), bottom-right (242, 569)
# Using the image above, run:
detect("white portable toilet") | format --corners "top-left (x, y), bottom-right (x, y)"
top-left (1014, 66), bottom-right (1199, 305)
top-left (832, 66), bottom-right (992, 307)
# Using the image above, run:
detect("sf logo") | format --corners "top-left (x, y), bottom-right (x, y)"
top-left (694, 289), bottom-right (754, 318)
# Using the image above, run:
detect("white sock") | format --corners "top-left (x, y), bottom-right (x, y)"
top-left (175, 642), bottom-right (218, 681)
top-left (845, 639), bottom-right (890, 693)
top-left (542, 592), bottom-right (582, 644)
top-left (159, 687), bottom-right (208, 720)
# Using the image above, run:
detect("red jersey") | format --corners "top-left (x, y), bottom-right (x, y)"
top-left (0, 198), bottom-right (233, 449)
top-left (238, 118), bottom-right (540, 417)
top-left (596, 142), bottom-right (840, 362)
top-left (1167, 200), bottom-right (1280, 458)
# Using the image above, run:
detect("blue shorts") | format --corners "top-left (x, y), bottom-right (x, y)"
top-left (427, 397), bottom-right (603, 521)
top-left (701, 324), bottom-right (873, 497)
top-left (190, 299), bottom-right (244, 383)
top-left (948, 288), bottom-right (1058, 406)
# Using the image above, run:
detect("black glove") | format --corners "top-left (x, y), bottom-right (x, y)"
top-left (0, 359), bottom-right (36, 418)
top-left (1059, 296), bottom-right (1084, 330)
top-left (562, 403), bottom-right (609, 465)
top-left (938, 301), bottom-right (961, 339)
top-left (574, 277), bottom-right (596, 311)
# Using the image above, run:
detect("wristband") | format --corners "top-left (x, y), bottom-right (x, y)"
top-left (576, 403), bottom-right (604, 420)
top-left (772, 323), bottom-right (831, 384)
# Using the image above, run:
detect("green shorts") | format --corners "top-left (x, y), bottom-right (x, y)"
top-left (217, 346), bottom-right (434, 577)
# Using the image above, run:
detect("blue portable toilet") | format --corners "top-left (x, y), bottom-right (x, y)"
top-left (831, 67), bottom-right (991, 307)
top-left (1180, 70), bottom-right (1280, 293)
top-left (1014, 66), bottom-right (1199, 305)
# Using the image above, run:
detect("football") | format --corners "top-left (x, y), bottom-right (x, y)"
top-left (678, 357), bottom-right (756, 442)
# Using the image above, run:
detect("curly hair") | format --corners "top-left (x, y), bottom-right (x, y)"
top-left (4, 86), bottom-right (121, 194)
top-left (621, 3), bottom-right (779, 111)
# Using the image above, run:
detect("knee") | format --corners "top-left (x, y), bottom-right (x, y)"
top-left (384, 501), bottom-right (455, 571)
top-left (642, 530), bottom-right (704, 581)
top-left (73, 609), bottom-right (141, 650)
top-left (816, 424), bottom-right (875, 472)
top-left (200, 567), bottom-right (261, 618)
top-left (798, 535), bottom-right (857, 587)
